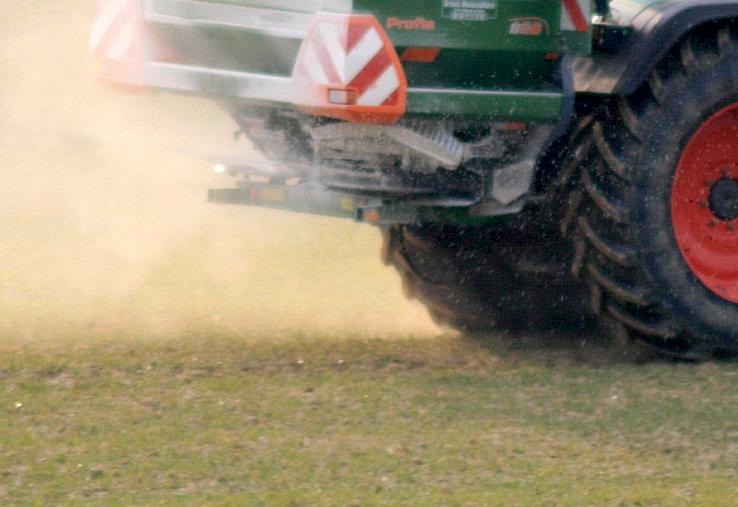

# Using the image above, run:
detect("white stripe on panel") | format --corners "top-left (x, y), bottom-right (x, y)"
top-left (345, 28), bottom-right (382, 84)
top-left (90, 0), bottom-right (129, 51)
top-left (560, 4), bottom-right (575, 31)
top-left (302, 42), bottom-right (329, 84)
top-left (578, 0), bottom-right (591, 19)
top-left (357, 65), bottom-right (399, 106)
top-left (106, 18), bottom-right (135, 59)
top-left (319, 22), bottom-right (347, 83)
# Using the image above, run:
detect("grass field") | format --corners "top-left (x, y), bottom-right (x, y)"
top-left (3, 336), bottom-right (738, 505)
top-left (2, 1), bottom-right (738, 505)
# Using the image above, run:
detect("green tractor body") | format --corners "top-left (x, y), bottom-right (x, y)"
top-left (93, 0), bottom-right (738, 356)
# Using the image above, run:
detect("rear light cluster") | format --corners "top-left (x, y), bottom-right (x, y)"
top-left (327, 88), bottom-right (357, 105)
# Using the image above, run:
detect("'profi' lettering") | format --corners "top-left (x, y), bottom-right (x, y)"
top-left (386, 17), bottom-right (436, 30)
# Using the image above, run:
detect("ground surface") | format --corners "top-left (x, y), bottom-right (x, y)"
top-left (1, 2), bottom-right (738, 505)
top-left (3, 335), bottom-right (738, 506)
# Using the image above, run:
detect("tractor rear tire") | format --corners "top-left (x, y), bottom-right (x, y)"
top-left (382, 224), bottom-right (589, 333)
top-left (563, 25), bottom-right (738, 358)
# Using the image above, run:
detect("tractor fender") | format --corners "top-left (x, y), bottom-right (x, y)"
top-left (573, 0), bottom-right (738, 95)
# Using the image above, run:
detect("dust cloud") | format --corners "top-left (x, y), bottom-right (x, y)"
top-left (0, 1), bottom-right (438, 343)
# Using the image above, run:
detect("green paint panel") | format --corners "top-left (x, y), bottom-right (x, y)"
top-left (357, 0), bottom-right (591, 54)
top-left (401, 49), bottom-right (560, 89)
top-left (406, 88), bottom-right (563, 120)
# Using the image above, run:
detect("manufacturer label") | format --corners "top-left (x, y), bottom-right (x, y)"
top-left (442, 0), bottom-right (497, 21)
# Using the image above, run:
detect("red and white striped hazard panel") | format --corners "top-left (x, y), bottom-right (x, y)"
top-left (292, 13), bottom-right (407, 124)
top-left (90, 0), bottom-right (147, 83)
top-left (561, 0), bottom-right (591, 32)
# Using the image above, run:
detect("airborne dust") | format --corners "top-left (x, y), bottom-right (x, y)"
top-left (0, 1), bottom-right (438, 344)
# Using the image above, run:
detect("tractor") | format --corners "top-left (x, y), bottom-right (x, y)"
top-left (92, 0), bottom-right (738, 358)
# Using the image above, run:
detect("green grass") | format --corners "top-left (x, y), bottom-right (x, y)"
top-left (2, 334), bottom-right (737, 506)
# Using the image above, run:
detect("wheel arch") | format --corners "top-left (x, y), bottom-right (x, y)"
top-left (574, 1), bottom-right (738, 95)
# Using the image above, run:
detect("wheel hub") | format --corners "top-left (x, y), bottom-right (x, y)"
top-left (709, 177), bottom-right (738, 221)
top-left (671, 102), bottom-right (738, 304)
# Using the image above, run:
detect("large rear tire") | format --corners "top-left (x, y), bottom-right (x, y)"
top-left (563, 25), bottom-right (738, 358)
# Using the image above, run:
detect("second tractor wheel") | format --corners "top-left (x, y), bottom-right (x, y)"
top-left (382, 224), bottom-right (589, 334)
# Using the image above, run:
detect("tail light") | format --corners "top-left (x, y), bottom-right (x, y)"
top-left (291, 13), bottom-right (407, 124)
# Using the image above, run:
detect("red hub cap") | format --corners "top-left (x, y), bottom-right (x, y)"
top-left (672, 102), bottom-right (738, 304)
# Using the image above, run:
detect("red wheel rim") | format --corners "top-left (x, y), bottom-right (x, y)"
top-left (672, 102), bottom-right (738, 304)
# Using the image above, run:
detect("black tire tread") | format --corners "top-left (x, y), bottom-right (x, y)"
top-left (585, 262), bottom-right (650, 307)
top-left (592, 122), bottom-right (629, 181)
top-left (382, 225), bottom-right (589, 333)
top-left (577, 216), bottom-right (636, 267)
top-left (564, 25), bottom-right (738, 358)
top-left (606, 304), bottom-right (676, 340)
top-left (581, 165), bottom-right (628, 223)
